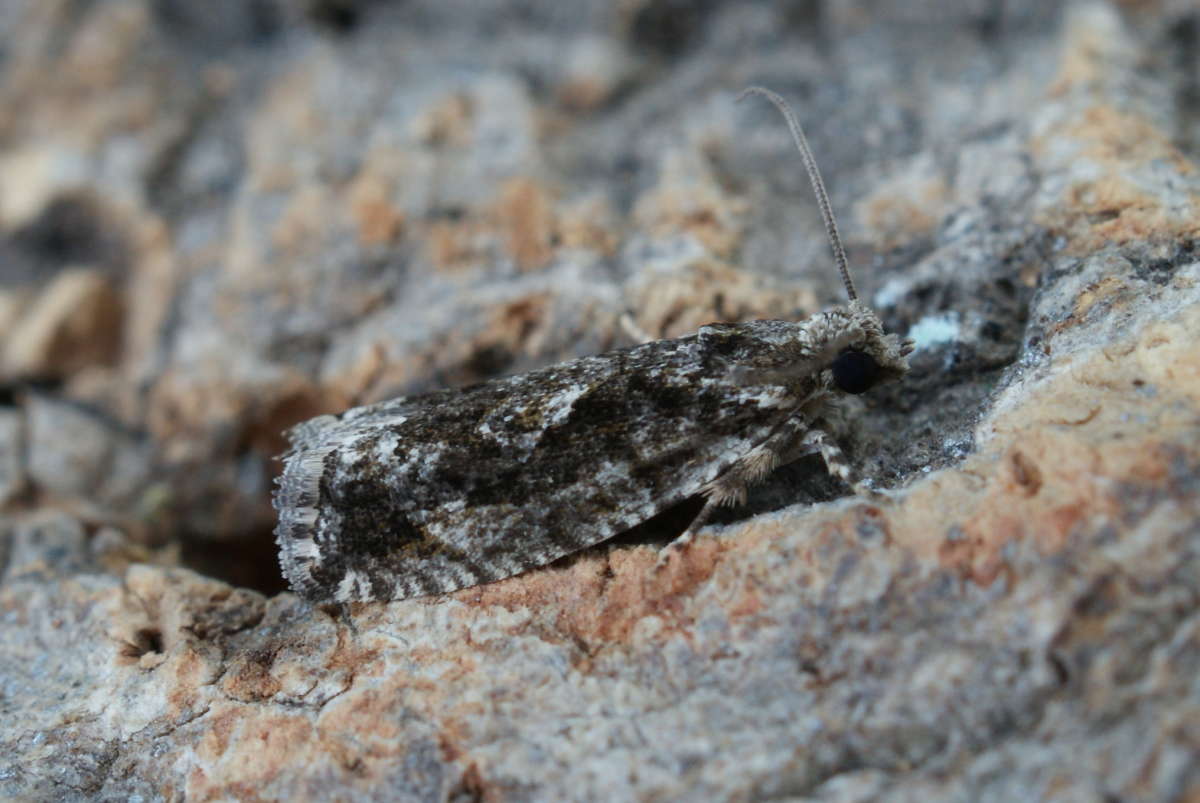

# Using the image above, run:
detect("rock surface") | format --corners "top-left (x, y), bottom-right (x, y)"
top-left (1, 0), bottom-right (1198, 800)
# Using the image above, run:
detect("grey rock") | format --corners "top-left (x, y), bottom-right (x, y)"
top-left (0, 0), bottom-right (1197, 800)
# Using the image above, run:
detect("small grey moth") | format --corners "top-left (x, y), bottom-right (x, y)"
top-left (274, 87), bottom-right (914, 604)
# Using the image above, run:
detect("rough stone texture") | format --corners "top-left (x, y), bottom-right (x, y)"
top-left (2, 268), bottom-right (124, 380)
top-left (1, 0), bottom-right (1198, 800)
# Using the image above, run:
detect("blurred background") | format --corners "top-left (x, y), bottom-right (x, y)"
top-left (0, 0), bottom-right (1193, 595)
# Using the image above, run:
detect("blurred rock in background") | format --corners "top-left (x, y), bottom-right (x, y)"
top-left (0, 0), bottom-right (1197, 799)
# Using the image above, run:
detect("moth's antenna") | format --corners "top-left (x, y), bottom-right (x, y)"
top-left (736, 86), bottom-right (858, 302)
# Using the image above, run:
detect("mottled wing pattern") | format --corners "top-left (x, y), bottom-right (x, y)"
top-left (274, 335), bottom-right (802, 602)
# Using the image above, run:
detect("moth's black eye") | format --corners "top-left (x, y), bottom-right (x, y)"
top-left (831, 349), bottom-right (880, 394)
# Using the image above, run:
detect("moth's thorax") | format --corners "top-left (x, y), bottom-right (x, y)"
top-left (697, 302), bottom-right (911, 393)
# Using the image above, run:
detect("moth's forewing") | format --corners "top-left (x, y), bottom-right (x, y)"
top-left (275, 333), bottom-right (802, 602)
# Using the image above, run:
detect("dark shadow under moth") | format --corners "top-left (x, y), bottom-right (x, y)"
top-left (273, 87), bottom-right (914, 604)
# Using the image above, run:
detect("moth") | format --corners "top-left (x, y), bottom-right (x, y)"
top-left (274, 87), bottom-right (913, 604)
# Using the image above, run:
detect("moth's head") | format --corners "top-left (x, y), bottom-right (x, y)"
top-left (824, 300), bottom-right (913, 395)
top-left (703, 300), bottom-right (913, 394)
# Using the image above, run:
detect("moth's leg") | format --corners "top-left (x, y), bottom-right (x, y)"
top-left (656, 421), bottom-right (882, 567)
top-left (799, 426), bottom-right (883, 501)
top-left (657, 417), bottom-right (809, 566)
